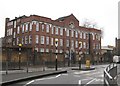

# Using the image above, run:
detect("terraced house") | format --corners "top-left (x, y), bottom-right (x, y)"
top-left (3, 14), bottom-right (101, 64)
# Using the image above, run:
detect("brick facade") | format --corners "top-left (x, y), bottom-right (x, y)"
top-left (4, 14), bottom-right (101, 62)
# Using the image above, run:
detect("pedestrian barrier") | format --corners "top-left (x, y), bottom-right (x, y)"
top-left (104, 63), bottom-right (118, 86)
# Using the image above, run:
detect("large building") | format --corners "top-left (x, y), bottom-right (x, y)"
top-left (4, 14), bottom-right (101, 62)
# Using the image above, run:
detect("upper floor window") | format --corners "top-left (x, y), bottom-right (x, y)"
top-left (51, 26), bottom-right (54, 34)
top-left (92, 33), bottom-right (95, 40)
top-left (17, 26), bottom-right (20, 34)
top-left (36, 35), bottom-right (39, 44)
top-left (25, 36), bottom-right (28, 44)
top-left (16, 37), bottom-right (19, 45)
top-left (13, 32), bottom-right (16, 38)
top-left (75, 31), bottom-right (78, 38)
top-left (66, 40), bottom-right (69, 47)
top-left (29, 35), bottom-right (32, 44)
top-left (83, 33), bottom-right (86, 39)
top-left (71, 30), bottom-right (74, 37)
top-left (30, 22), bottom-right (32, 31)
top-left (25, 23), bottom-right (28, 32)
top-left (22, 24), bottom-right (24, 33)
top-left (10, 28), bottom-right (13, 35)
top-left (46, 49), bottom-right (49, 52)
top-left (80, 32), bottom-right (82, 38)
top-left (75, 41), bottom-right (78, 48)
top-left (42, 24), bottom-right (44, 32)
top-left (36, 22), bottom-right (39, 31)
top-left (51, 38), bottom-right (53, 45)
top-left (60, 39), bottom-right (63, 46)
top-left (60, 28), bottom-right (63, 36)
top-left (71, 40), bottom-right (74, 48)
top-left (55, 27), bottom-right (59, 35)
top-left (46, 37), bottom-right (49, 45)
top-left (46, 24), bottom-right (49, 33)
top-left (83, 42), bottom-right (86, 48)
top-left (41, 36), bottom-right (44, 44)
top-left (22, 37), bottom-right (24, 44)
top-left (40, 48), bottom-right (44, 52)
top-left (14, 21), bottom-right (16, 28)
top-left (66, 29), bottom-right (69, 36)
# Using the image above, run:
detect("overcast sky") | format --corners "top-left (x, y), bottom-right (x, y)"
top-left (0, 0), bottom-right (119, 46)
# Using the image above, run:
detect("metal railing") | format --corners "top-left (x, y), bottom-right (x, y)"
top-left (104, 63), bottom-right (118, 86)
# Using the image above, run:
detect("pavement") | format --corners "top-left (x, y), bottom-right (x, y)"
top-left (1, 67), bottom-right (67, 86)
top-left (1, 64), bottom-right (116, 86)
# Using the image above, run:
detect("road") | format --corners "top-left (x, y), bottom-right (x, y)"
top-left (16, 64), bottom-right (108, 86)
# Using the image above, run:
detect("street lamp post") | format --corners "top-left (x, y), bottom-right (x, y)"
top-left (78, 41), bottom-right (82, 70)
top-left (55, 38), bottom-right (58, 71)
top-left (18, 44), bottom-right (22, 69)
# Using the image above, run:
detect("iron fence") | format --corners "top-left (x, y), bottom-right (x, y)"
top-left (104, 63), bottom-right (118, 86)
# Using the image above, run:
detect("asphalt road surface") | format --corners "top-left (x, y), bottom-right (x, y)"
top-left (16, 65), bottom-right (108, 86)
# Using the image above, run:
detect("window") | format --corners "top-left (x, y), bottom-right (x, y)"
top-left (14, 21), bottom-right (16, 28)
top-left (75, 41), bottom-right (78, 48)
top-left (25, 23), bottom-right (28, 32)
top-left (36, 22), bottom-right (39, 31)
top-left (75, 31), bottom-right (78, 38)
top-left (60, 39), bottom-right (63, 46)
top-left (42, 24), bottom-right (44, 32)
top-left (92, 33), bottom-right (95, 40)
top-left (71, 30), bottom-right (74, 37)
top-left (13, 32), bottom-right (16, 38)
top-left (51, 38), bottom-right (53, 45)
top-left (46, 37), bottom-right (49, 45)
top-left (71, 40), bottom-right (74, 48)
top-left (55, 27), bottom-right (59, 35)
top-left (10, 28), bottom-right (13, 35)
top-left (46, 49), bottom-right (49, 52)
top-left (25, 36), bottom-right (28, 44)
top-left (66, 40), bottom-right (69, 47)
top-left (30, 22), bottom-right (32, 31)
top-left (60, 50), bottom-right (63, 53)
top-left (83, 33), bottom-right (86, 39)
top-left (51, 26), bottom-right (54, 34)
top-left (16, 37), bottom-right (19, 45)
top-left (36, 35), bottom-right (39, 44)
top-left (80, 32), bottom-right (82, 38)
top-left (46, 24), bottom-right (49, 33)
top-left (17, 26), bottom-right (20, 34)
top-left (29, 35), bottom-right (32, 44)
top-left (41, 36), bottom-right (44, 44)
top-left (83, 42), bottom-right (86, 48)
top-left (40, 48), bottom-right (44, 52)
top-left (60, 28), bottom-right (63, 35)
top-left (22, 24), bottom-right (24, 33)
top-left (35, 48), bottom-right (38, 52)
top-left (22, 37), bottom-right (24, 44)
top-left (66, 29), bottom-right (69, 36)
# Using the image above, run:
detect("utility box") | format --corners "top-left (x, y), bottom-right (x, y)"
top-left (86, 60), bottom-right (90, 68)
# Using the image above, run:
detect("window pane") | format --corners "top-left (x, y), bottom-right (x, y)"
top-left (46, 24), bottom-right (49, 33)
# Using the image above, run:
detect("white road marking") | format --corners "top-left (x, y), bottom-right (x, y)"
top-left (24, 74), bottom-right (61, 86)
top-left (24, 80), bottom-right (35, 86)
top-left (78, 80), bottom-right (82, 85)
top-left (85, 78), bottom-right (97, 85)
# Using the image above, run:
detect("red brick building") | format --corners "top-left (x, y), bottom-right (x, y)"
top-left (4, 14), bottom-right (101, 62)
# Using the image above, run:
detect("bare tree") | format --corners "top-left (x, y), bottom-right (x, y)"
top-left (82, 19), bottom-right (98, 28)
